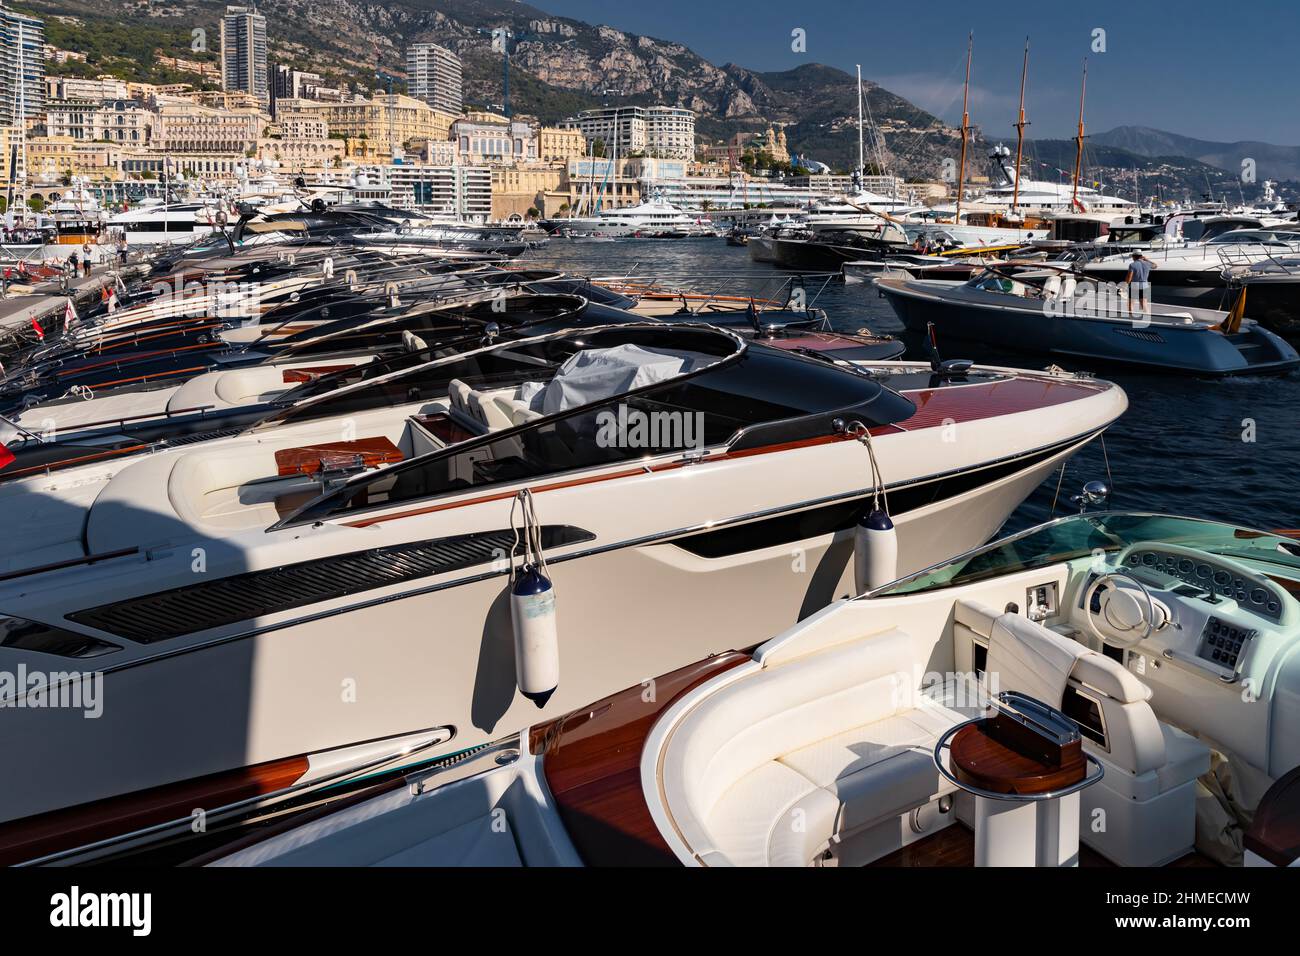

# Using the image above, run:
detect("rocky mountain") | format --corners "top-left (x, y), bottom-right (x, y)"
top-left (22, 0), bottom-right (970, 176)
top-left (1091, 126), bottom-right (1300, 185)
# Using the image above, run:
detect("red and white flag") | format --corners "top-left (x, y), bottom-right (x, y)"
top-left (30, 317), bottom-right (44, 341)
top-left (0, 417), bottom-right (21, 470)
top-left (64, 298), bottom-right (78, 328)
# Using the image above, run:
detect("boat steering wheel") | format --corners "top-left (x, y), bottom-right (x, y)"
top-left (1083, 569), bottom-right (1163, 649)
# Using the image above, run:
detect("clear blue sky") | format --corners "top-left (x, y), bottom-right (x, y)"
top-left (529, 0), bottom-right (1300, 145)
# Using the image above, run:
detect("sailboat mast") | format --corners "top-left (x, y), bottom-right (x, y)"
top-left (856, 64), bottom-right (865, 179)
top-left (954, 33), bottom-right (973, 223)
top-left (1071, 59), bottom-right (1088, 211)
top-left (1011, 38), bottom-right (1029, 212)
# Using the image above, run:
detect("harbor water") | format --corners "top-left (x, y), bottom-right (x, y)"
top-left (523, 239), bottom-right (1300, 534)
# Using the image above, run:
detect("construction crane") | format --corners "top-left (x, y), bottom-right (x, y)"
top-left (374, 66), bottom-right (401, 161)
top-left (477, 26), bottom-right (534, 117)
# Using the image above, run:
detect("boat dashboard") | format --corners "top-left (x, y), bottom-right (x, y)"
top-left (1081, 542), bottom-right (1295, 681)
top-left (1060, 539), bottom-right (1300, 777)
top-left (870, 513), bottom-right (1300, 778)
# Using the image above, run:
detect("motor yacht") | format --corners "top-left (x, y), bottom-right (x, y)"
top-left (106, 200), bottom-right (223, 249)
top-left (0, 252), bottom-right (531, 409)
top-left (0, 325), bottom-right (1125, 861)
top-left (875, 266), bottom-right (1300, 375)
top-left (548, 194), bottom-right (712, 239)
top-left (92, 511), bottom-right (1300, 869)
top-left (1078, 226), bottom-right (1300, 338)
top-left (903, 147), bottom-right (1138, 250)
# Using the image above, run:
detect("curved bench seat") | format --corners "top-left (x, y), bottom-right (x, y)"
top-left (658, 628), bottom-right (982, 867)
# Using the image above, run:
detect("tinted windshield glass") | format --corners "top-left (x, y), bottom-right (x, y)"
top-left (276, 337), bottom-right (913, 527)
top-left (871, 513), bottom-right (1300, 596)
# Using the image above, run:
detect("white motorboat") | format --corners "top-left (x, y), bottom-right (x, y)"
top-left (105, 200), bottom-right (222, 248)
top-left (1078, 225), bottom-right (1300, 336)
top-left (554, 193), bottom-right (713, 238)
top-left (0, 325), bottom-right (1125, 860)
top-left (158, 511), bottom-right (1300, 869)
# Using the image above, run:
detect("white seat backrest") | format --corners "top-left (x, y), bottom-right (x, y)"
top-left (665, 629), bottom-right (915, 829)
top-left (1043, 274), bottom-right (1062, 299)
top-left (448, 378), bottom-right (472, 415)
top-left (978, 610), bottom-right (1165, 776)
top-left (984, 612), bottom-right (1088, 706)
top-left (1060, 276), bottom-right (1077, 299)
top-left (468, 390), bottom-right (514, 431)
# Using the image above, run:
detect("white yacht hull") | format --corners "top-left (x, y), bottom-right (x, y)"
top-left (0, 367), bottom-right (1125, 843)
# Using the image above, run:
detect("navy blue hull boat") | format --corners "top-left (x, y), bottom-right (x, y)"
top-left (875, 268), bottom-right (1299, 377)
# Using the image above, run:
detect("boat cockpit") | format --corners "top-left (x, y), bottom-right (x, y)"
top-left (269, 324), bottom-right (916, 529)
top-left (643, 512), bottom-right (1300, 867)
top-left (203, 512), bottom-right (1299, 869)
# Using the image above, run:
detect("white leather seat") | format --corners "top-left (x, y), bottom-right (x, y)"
top-left (660, 629), bottom-right (977, 867)
top-left (956, 599), bottom-right (1210, 865)
top-left (467, 390), bottom-right (515, 432)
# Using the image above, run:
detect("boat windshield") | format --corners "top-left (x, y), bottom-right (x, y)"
top-left (965, 269), bottom-right (1036, 295)
top-left (1208, 230), bottom-right (1299, 246)
top-left (272, 331), bottom-right (916, 529)
top-left (868, 513), bottom-right (1300, 597)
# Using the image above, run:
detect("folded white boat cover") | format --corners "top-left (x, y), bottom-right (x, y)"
top-left (539, 344), bottom-right (714, 415)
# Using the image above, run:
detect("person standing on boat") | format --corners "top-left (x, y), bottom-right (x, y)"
top-left (1125, 252), bottom-right (1156, 316)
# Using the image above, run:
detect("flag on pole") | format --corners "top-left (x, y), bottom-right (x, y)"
top-left (64, 298), bottom-right (78, 328)
top-left (30, 317), bottom-right (44, 340)
top-left (0, 416), bottom-right (25, 470)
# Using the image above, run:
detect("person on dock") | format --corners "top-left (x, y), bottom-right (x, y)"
top-left (67, 250), bottom-right (79, 278)
top-left (81, 242), bottom-right (93, 277)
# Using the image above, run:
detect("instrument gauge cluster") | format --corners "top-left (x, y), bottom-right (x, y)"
top-left (1123, 548), bottom-right (1284, 622)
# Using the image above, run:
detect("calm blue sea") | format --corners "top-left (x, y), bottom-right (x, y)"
top-left (522, 238), bottom-right (1300, 535)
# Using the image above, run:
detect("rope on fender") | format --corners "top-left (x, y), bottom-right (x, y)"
top-left (509, 488), bottom-right (549, 582)
top-left (845, 419), bottom-right (890, 516)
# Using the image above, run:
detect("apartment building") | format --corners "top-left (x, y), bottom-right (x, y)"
top-left (272, 110), bottom-right (329, 140)
top-left (406, 42), bottom-right (462, 116)
top-left (194, 90), bottom-right (265, 112)
top-left (569, 105), bottom-right (696, 160)
top-left (220, 5), bottom-right (268, 104)
top-left (537, 125), bottom-right (585, 163)
top-left (45, 75), bottom-right (130, 103)
top-left (45, 99), bottom-right (154, 145)
top-left (404, 136), bottom-right (457, 165)
top-left (155, 103), bottom-right (263, 154)
top-left (385, 164), bottom-right (491, 220)
top-left (301, 94), bottom-right (456, 159)
top-left (0, 2), bottom-right (44, 127)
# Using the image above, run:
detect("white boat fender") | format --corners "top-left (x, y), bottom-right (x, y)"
top-left (510, 565), bottom-right (559, 708)
top-left (854, 508), bottom-right (898, 593)
top-left (509, 489), bottom-right (559, 708)
top-left (845, 418), bottom-right (898, 593)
